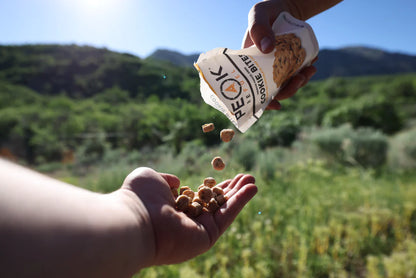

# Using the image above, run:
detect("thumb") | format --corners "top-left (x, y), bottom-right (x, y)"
top-left (247, 2), bottom-right (276, 53)
top-left (159, 173), bottom-right (180, 189)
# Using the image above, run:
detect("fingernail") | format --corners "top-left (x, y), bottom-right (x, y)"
top-left (260, 37), bottom-right (272, 53)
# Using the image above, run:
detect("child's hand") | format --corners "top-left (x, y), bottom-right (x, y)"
top-left (117, 167), bottom-right (257, 266)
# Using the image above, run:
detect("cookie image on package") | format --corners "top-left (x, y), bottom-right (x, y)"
top-left (272, 33), bottom-right (306, 88)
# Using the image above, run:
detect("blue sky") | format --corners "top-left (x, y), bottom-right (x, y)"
top-left (1, 0), bottom-right (415, 58)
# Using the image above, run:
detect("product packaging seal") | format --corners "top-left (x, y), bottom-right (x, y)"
top-left (194, 12), bottom-right (319, 133)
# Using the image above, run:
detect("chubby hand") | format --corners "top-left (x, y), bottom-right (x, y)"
top-left (242, 0), bottom-right (317, 110)
top-left (117, 167), bottom-right (257, 266)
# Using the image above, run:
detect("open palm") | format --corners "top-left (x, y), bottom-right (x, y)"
top-left (120, 167), bottom-right (257, 266)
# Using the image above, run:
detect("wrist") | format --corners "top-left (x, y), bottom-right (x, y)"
top-left (269, 0), bottom-right (303, 20)
top-left (279, 0), bottom-right (344, 21)
top-left (107, 189), bottom-right (156, 272)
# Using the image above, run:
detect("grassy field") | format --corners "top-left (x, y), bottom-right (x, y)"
top-left (134, 163), bottom-right (416, 278)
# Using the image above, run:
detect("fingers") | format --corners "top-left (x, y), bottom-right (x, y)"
top-left (160, 173), bottom-right (180, 189)
top-left (246, 2), bottom-right (276, 53)
top-left (217, 179), bottom-right (232, 190)
top-left (123, 167), bottom-right (180, 190)
top-left (241, 28), bottom-right (253, 49)
top-left (224, 174), bottom-right (255, 198)
top-left (123, 167), bottom-right (159, 188)
top-left (300, 65), bottom-right (318, 87)
top-left (221, 174), bottom-right (244, 194)
top-left (275, 74), bottom-right (306, 101)
top-left (196, 174), bottom-right (257, 246)
top-left (266, 99), bottom-right (282, 111)
top-left (215, 180), bottom-right (257, 235)
top-left (219, 174), bottom-right (255, 195)
top-left (274, 65), bottom-right (317, 102)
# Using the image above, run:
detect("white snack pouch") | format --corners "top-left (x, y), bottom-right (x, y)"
top-left (194, 12), bottom-right (319, 133)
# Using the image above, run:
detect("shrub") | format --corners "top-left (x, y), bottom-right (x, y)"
top-left (73, 132), bottom-right (110, 173)
top-left (156, 140), bottom-right (212, 177)
top-left (256, 148), bottom-right (288, 180)
top-left (346, 128), bottom-right (389, 168)
top-left (232, 139), bottom-right (260, 171)
top-left (246, 113), bottom-right (301, 148)
top-left (308, 125), bottom-right (388, 168)
top-left (307, 125), bottom-right (351, 162)
top-left (323, 96), bottom-right (402, 134)
top-left (366, 239), bottom-right (416, 278)
top-left (388, 127), bottom-right (416, 170)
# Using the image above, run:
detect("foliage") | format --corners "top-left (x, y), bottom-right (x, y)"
top-left (1, 45), bottom-right (416, 166)
top-left (0, 81), bottom-right (230, 163)
top-left (0, 44), bottom-right (200, 100)
top-left (132, 159), bottom-right (416, 278)
top-left (47, 136), bottom-right (415, 278)
top-left (322, 95), bottom-right (402, 134)
top-left (306, 125), bottom-right (388, 168)
top-left (367, 239), bottom-right (416, 278)
top-left (246, 113), bottom-right (301, 148)
top-left (388, 126), bottom-right (416, 170)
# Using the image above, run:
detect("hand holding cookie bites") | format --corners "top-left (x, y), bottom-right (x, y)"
top-left (242, 0), bottom-right (342, 110)
top-left (0, 159), bottom-right (256, 277)
top-left (121, 167), bottom-right (257, 266)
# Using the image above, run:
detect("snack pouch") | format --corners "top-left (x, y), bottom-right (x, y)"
top-left (194, 12), bottom-right (319, 133)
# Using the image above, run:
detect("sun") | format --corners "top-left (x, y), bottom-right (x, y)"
top-left (83, 0), bottom-right (108, 9)
top-left (73, 0), bottom-right (119, 14)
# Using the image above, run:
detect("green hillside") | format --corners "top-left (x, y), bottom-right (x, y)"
top-left (2, 44), bottom-right (416, 102)
top-left (148, 48), bottom-right (199, 67)
top-left (1, 44), bottom-right (415, 167)
top-left (0, 44), bottom-right (200, 100)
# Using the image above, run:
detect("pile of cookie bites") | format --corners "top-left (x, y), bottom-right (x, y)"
top-left (172, 123), bottom-right (235, 218)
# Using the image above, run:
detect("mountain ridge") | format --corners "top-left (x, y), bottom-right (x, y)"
top-left (146, 48), bottom-right (199, 67)
top-left (147, 46), bottom-right (416, 79)
top-left (1, 44), bottom-right (416, 99)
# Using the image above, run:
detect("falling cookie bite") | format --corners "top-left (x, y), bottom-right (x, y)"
top-left (220, 129), bottom-right (235, 142)
top-left (202, 123), bottom-right (215, 133)
top-left (211, 156), bottom-right (225, 171)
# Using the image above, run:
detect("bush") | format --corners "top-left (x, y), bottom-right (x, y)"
top-left (388, 127), bottom-right (416, 170)
top-left (156, 140), bottom-right (212, 177)
top-left (256, 148), bottom-right (288, 180)
top-left (232, 139), bottom-right (260, 171)
top-left (367, 239), bottom-right (416, 278)
top-left (246, 113), bottom-right (301, 148)
top-left (73, 132), bottom-right (110, 173)
top-left (307, 125), bottom-right (351, 162)
top-left (323, 96), bottom-right (402, 134)
top-left (346, 128), bottom-right (389, 168)
top-left (308, 125), bottom-right (388, 168)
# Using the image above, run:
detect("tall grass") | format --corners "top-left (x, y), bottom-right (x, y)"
top-left (136, 160), bottom-right (416, 278)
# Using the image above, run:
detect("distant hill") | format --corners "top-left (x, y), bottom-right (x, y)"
top-left (147, 49), bottom-right (199, 67)
top-left (313, 47), bottom-right (416, 79)
top-left (0, 44), bottom-right (198, 99)
top-left (148, 46), bottom-right (416, 80)
top-left (1, 44), bottom-right (416, 99)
